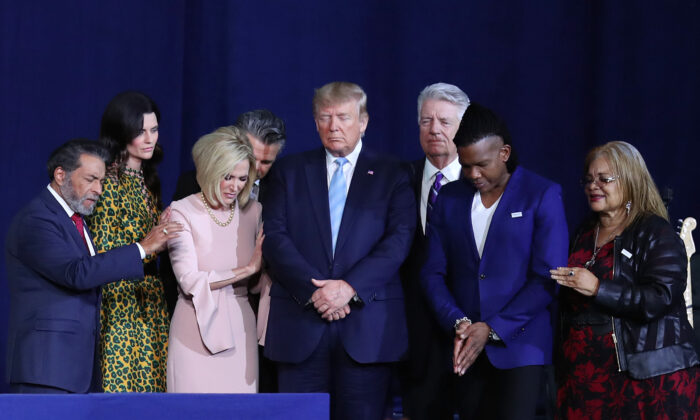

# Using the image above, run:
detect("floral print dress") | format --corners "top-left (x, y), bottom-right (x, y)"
top-left (556, 228), bottom-right (699, 420)
top-left (87, 166), bottom-right (169, 392)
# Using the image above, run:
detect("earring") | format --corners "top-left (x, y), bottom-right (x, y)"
top-left (625, 200), bottom-right (631, 215)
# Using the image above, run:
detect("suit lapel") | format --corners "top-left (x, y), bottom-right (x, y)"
top-left (459, 182), bottom-right (481, 262)
top-left (334, 150), bottom-right (374, 256)
top-left (480, 167), bottom-right (522, 260)
top-left (412, 159), bottom-right (426, 239)
top-left (304, 149), bottom-right (334, 261)
top-left (40, 188), bottom-right (92, 255)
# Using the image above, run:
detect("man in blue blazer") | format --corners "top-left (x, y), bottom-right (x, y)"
top-left (420, 103), bottom-right (568, 419)
top-left (263, 82), bottom-right (415, 420)
top-left (5, 139), bottom-right (180, 393)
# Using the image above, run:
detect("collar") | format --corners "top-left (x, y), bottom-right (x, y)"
top-left (46, 184), bottom-right (77, 218)
top-left (325, 140), bottom-right (363, 168)
top-left (423, 155), bottom-right (461, 183)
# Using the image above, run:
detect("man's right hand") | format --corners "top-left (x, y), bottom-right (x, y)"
top-left (139, 221), bottom-right (183, 255)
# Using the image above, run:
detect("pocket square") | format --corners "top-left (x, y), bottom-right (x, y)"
top-left (511, 211), bottom-right (523, 218)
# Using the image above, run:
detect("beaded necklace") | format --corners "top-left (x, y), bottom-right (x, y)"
top-left (200, 192), bottom-right (234, 227)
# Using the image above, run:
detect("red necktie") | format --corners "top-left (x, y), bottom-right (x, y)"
top-left (71, 213), bottom-right (89, 250)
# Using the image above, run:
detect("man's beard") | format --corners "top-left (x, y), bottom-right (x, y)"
top-left (60, 176), bottom-right (99, 216)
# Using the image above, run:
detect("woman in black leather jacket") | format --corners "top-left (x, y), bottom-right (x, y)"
top-left (550, 141), bottom-right (699, 419)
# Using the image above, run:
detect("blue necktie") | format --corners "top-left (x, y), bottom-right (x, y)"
top-left (329, 157), bottom-right (348, 255)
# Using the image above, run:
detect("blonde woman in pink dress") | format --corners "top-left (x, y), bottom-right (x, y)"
top-left (166, 126), bottom-right (263, 393)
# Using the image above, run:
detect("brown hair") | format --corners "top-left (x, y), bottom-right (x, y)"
top-left (312, 81), bottom-right (368, 119)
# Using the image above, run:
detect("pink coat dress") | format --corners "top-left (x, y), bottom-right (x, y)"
top-left (166, 194), bottom-right (261, 393)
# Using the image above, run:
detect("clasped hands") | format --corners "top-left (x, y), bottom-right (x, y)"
top-left (310, 278), bottom-right (355, 322)
top-left (453, 321), bottom-right (490, 376)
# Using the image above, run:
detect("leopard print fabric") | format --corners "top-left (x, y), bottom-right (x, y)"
top-left (86, 166), bottom-right (169, 392)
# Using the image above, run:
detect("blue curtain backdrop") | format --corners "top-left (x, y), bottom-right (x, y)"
top-left (1, 1), bottom-right (698, 392)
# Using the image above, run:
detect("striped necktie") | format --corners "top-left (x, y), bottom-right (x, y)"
top-left (328, 157), bottom-right (348, 255)
top-left (426, 171), bottom-right (444, 229)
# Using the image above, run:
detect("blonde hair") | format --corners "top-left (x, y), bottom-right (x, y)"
top-left (584, 141), bottom-right (668, 225)
top-left (192, 126), bottom-right (256, 209)
top-left (312, 81), bottom-right (368, 119)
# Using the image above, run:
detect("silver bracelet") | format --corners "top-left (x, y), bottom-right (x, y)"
top-left (454, 316), bottom-right (472, 330)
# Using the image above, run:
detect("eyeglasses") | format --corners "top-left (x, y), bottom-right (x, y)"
top-left (580, 175), bottom-right (619, 188)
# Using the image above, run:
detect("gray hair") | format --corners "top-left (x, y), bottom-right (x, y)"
top-left (47, 138), bottom-right (110, 181)
top-left (417, 82), bottom-right (470, 123)
top-left (235, 109), bottom-right (286, 149)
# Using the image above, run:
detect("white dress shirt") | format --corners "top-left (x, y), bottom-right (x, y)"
top-left (420, 157), bottom-right (462, 233)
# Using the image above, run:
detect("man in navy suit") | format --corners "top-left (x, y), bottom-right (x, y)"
top-left (402, 82), bottom-right (470, 420)
top-left (421, 103), bottom-right (568, 419)
top-left (5, 139), bottom-right (180, 393)
top-left (262, 82), bottom-right (415, 419)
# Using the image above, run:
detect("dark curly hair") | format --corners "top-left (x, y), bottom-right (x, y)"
top-left (453, 102), bottom-right (518, 173)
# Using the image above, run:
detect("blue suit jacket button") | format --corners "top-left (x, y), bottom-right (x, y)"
top-left (480, 274), bottom-right (486, 279)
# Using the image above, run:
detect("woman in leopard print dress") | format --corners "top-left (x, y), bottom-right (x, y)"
top-left (86, 91), bottom-right (170, 392)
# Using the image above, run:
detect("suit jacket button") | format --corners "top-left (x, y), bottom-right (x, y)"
top-left (480, 274), bottom-right (486, 279)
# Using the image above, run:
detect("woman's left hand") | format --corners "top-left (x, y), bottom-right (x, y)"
top-left (550, 267), bottom-right (600, 296)
top-left (249, 225), bottom-right (264, 274)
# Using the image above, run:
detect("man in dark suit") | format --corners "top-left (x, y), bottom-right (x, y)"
top-left (420, 104), bottom-right (568, 419)
top-left (402, 83), bottom-right (469, 420)
top-left (262, 82), bottom-right (415, 419)
top-left (5, 139), bottom-right (180, 393)
top-left (172, 109), bottom-right (286, 202)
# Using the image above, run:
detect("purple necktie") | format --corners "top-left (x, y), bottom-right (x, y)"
top-left (426, 171), bottom-right (444, 228)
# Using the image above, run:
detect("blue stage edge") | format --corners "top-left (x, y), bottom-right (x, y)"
top-left (0, 393), bottom-right (329, 420)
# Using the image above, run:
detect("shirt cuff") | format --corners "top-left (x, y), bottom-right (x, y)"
top-left (135, 243), bottom-right (146, 259)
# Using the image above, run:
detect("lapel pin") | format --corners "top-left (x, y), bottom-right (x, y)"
top-left (367, 170), bottom-right (374, 175)
top-left (511, 211), bottom-right (523, 218)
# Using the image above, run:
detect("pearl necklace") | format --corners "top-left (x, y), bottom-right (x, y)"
top-left (200, 192), bottom-right (234, 227)
top-left (584, 223), bottom-right (620, 269)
